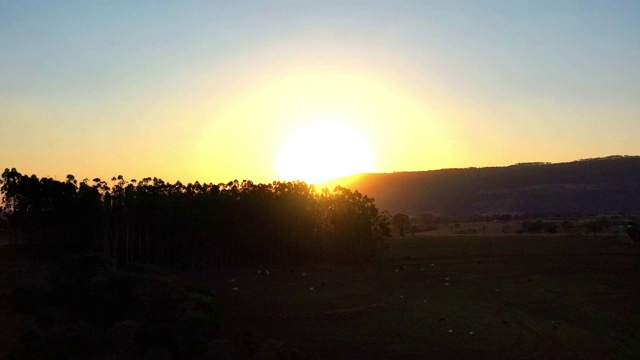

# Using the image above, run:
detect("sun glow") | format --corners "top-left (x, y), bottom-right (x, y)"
top-left (195, 67), bottom-right (453, 183)
top-left (276, 116), bottom-right (376, 184)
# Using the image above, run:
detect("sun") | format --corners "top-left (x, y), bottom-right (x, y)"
top-left (276, 117), bottom-right (376, 184)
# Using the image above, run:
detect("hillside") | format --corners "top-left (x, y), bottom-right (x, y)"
top-left (319, 156), bottom-right (640, 216)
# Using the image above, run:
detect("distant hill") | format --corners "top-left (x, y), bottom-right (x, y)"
top-left (319, 156), bottom-right (640, 216)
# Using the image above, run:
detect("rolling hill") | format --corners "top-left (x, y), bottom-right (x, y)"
top-left (319, 156), bottom-right (640, 216)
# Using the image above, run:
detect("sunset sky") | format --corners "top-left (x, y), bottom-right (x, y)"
top-left (2, 1), bottom-right (639, 184)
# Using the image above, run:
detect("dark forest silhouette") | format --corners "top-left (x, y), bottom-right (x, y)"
top-left (0, 168), bottom-right (392, 359)
top-left (0, 168), bottom-right (391, 267)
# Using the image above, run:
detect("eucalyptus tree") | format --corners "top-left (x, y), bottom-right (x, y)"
top-left (1, 168), bottom-right (389, 266)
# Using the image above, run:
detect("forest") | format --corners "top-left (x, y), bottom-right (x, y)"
top-left (0, 168), bottom-right (391, 267)
top-left (0, 168), bottom-right (392, 359)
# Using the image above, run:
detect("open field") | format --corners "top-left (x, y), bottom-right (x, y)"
top-left (1, 234), bottom-right (639, 359)
top-left (181, 235), bottom-right (640, 359)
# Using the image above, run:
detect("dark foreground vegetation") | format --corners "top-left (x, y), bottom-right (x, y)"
top-left (7, 234), bottom-right (638, 360)
top-left (1, 168), bottom-right (390, 267)
top-left (0, 167), bottom-right (391, 359)
top-left (391, 211), bottom-right (640, 240)
top-left (3, 165), bottom-right (640, 359)
top-left (4, 252), bottom-right (220, 360)
top-left (181, 234), bottom-right (640, 359)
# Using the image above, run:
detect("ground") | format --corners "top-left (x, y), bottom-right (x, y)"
top-left (180, 235), bottom-right (640, 359)
top-left (2, 235), bottom-right (640, 359)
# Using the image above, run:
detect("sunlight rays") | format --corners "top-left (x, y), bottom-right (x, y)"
top-left (276, 116), bottom-right (376, 184)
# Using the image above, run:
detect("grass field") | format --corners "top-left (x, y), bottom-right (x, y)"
top-left (181, 235), bottom-right (640, 359)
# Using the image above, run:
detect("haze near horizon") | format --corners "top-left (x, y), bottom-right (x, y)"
top-left (2, 1), bottom-right (639, 184)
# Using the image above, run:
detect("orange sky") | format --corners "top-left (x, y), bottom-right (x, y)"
top-left (2, 2), bottom-right (639, 184)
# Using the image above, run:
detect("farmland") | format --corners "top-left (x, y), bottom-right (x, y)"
top-left (183, 234), bottom-right (640, 359)
top-left (2, 233), bottom-right (639, 359)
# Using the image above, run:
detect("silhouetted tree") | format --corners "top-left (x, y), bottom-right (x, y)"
top-left (584, 217), bottom-right (610, 235)
top-left (626, 222), bottom-right (640, 242)
top-left (1, 168), bottom-right (388, 266)
top-left (392, 213), bottom-right (410, 236)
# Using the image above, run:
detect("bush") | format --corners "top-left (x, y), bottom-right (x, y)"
top-left (543, 222), bottom-right (558, 234)
top-left (626, 222), bottom-right (640, 242)
top-left (7, 253), bottom-right (221, 360)
top-left (423, 224), bottom-right (438, 232)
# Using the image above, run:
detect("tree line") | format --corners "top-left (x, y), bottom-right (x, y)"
top-left (0, 168), bottom-right (391, 267)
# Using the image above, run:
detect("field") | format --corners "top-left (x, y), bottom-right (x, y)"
top-left (182, 234), bottom-right (640, 359)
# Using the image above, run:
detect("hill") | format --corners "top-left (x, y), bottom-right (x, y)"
top-left (319, 156), bottom-right (640, 216)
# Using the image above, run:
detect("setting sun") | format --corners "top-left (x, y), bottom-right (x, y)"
top-left (276, 116), bottom-right (376, 184)
top-left (3, 3), bottom-right (640, 359)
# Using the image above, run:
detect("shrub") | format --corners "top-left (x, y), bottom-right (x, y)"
top-left (626, 222), bottom-right (640, 242)
top-left (7, 253), bottom-right (221, 360)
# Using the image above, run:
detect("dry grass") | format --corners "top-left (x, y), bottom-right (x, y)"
top-left (2, 235), bottom-right (639, 359)
top-left (180, 235), bottom-right (640, 359)
top-left (0, 248), bottom-right (51, 360)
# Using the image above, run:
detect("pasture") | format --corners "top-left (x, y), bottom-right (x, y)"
top-left (183, 235), bottom-right (640, 359)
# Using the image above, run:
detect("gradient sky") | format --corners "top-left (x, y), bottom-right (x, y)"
top-left (2, 1), bottom-right (639, 184)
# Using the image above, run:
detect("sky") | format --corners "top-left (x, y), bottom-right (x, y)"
top-left (2, 1), bottom-right (640, 184)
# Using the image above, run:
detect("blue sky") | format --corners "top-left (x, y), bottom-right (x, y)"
top-left (2, 1), bottom-right (639, 183)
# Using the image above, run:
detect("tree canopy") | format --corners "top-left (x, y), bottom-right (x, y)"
top-left (1, 168), bottom-right (390, 267)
